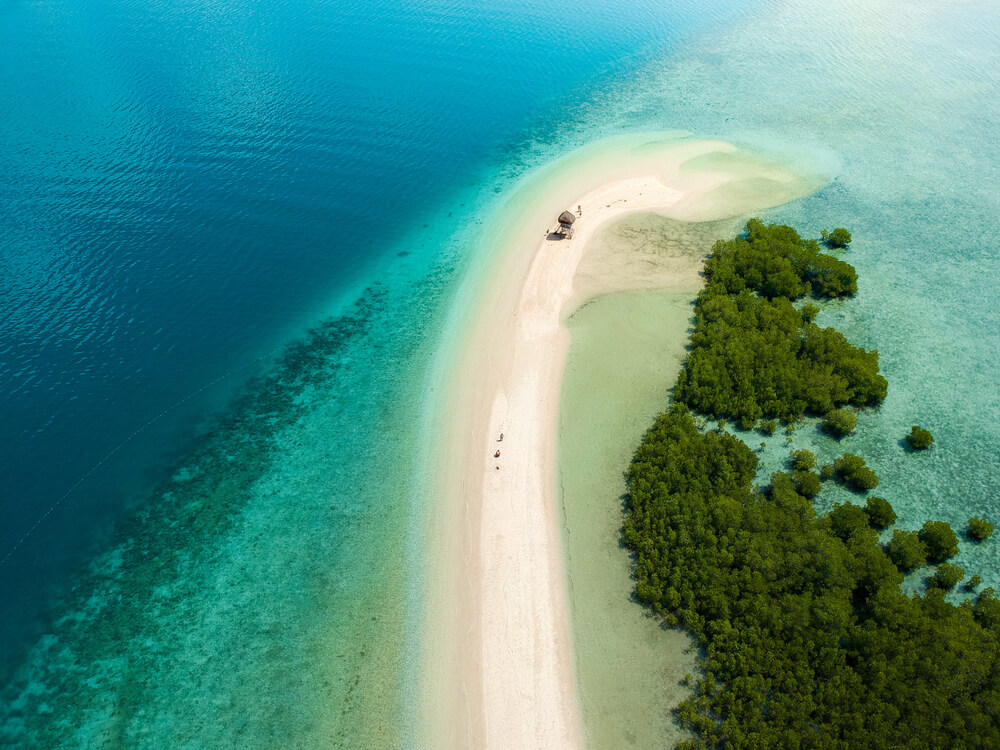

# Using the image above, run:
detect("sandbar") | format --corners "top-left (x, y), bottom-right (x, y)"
top-left (418, 134), bottom-right (824, 749)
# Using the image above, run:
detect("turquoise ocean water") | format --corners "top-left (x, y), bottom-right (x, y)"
top-left (2, 0), bottom-right (998, 745)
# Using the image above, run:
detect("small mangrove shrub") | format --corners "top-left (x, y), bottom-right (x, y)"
top-left (822, 227), bottom-right (852, 248)
top-left (792, 469), bottom-right (822, 498)
top-left (823, 408), bottom-right (857, 438)
top-left (834, 453), bottom-right (879, 492)
top-left (790, 449), bottom-right (816, 471)
top-left (931, 563), bottom-right (965, 590)
top-left (919, 521), bottom-right (960, 563)
top-left (886, 530), bottom-right (928, 572)
top-left (865, 496), bottom-right (897, 530)
top-left (907, 425), bottom-right (934, 450)
top-left (968, 517), bottom-right (995, 542)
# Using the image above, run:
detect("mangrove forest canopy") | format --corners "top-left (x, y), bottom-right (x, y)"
top-left (674, 219), bottom-right (886, 428)
top-left (622, 220), bottom-right (999, 748)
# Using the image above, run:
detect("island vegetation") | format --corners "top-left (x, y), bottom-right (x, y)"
top-left (932, 562), bottom-right (966, 590)
top-left (821, 227), bottom-right (852, 248)
top-left (625, 407), bottom-right (999, 748)
top-left (864, 496), bottom-right (896, 529)
top-left (822, 408), bottom-right (857, 438)
top-left (833, 453), bottom-right (879, 492)
top-left (968, 517), bottom-right (995, 542)
top-left (907, 424), bottom-right (934, 450)
top-left (622, 221), bottom-right (999, 748)
top-left (673, 219), bottom-right (885, 429)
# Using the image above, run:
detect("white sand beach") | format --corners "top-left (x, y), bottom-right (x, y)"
top-left (417, 134), bottom-right (823, 749)
top-left (474, 175), bottom-right (685, 750)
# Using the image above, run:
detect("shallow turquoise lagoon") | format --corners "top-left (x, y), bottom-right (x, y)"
top-left (2, 0), bottom-right (998, 745)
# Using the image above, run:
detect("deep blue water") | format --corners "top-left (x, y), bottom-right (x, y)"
top-left (1, 0), bottom-right (753, 743)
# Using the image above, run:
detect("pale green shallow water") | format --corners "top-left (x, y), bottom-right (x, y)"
top-left (561, 289), bottom-right (699, 749)
top-left (559, 216), bottom-right (747, 748)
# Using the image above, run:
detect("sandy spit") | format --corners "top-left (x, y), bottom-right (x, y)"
top-left (417, 135), bottom-right (823, 749)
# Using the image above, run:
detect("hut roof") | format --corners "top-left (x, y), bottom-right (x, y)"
top-left (558, 210), bottom-right (576, 225)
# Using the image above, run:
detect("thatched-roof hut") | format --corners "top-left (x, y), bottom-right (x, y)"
top-left (555, 209), bottom-right (577, 238)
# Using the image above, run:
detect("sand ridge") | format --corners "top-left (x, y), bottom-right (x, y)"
top-left (418, 135), bottom-right (825, 749)
top-left (475, 176), bottom-right (683, 749)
